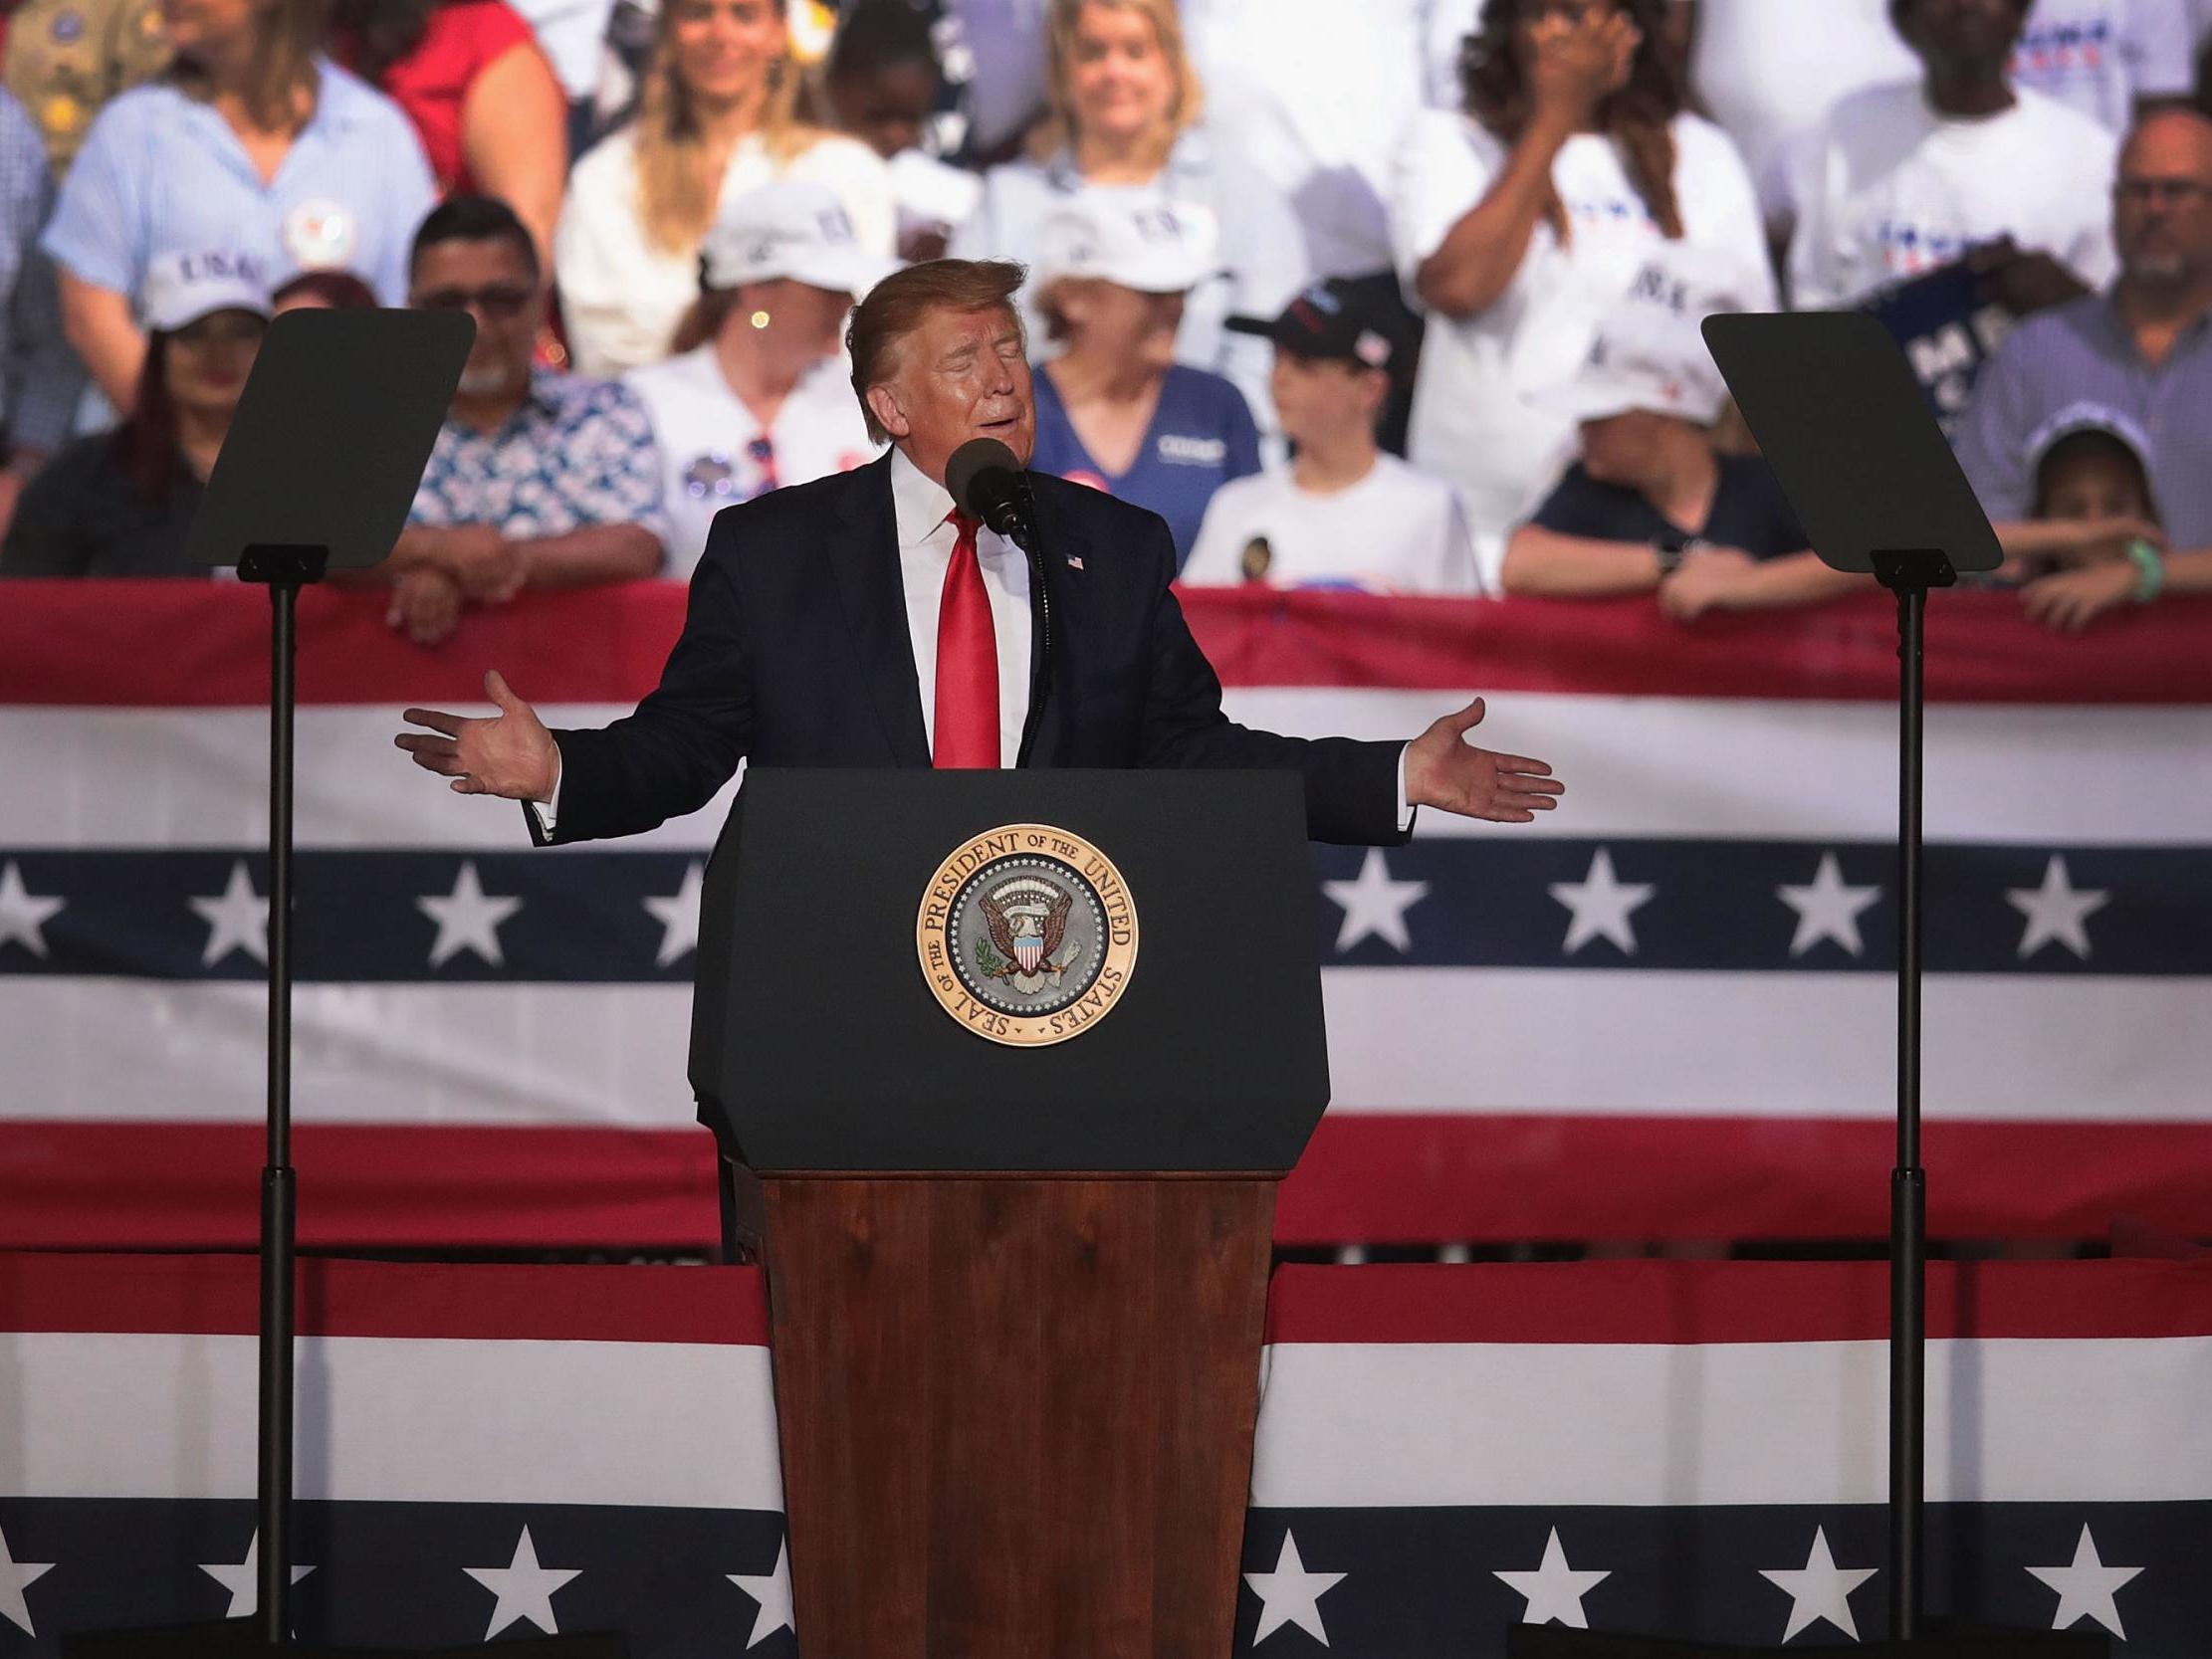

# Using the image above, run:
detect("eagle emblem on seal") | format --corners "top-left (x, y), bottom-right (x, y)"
top-left (978, 876), bottom-right (1083, 992)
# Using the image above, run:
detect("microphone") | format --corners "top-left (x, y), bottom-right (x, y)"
top-left (946, 438), bottom-right (1033, 546)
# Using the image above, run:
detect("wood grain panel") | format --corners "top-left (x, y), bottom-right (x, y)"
top-left (760, 1174), bottom-right (1275, 1658)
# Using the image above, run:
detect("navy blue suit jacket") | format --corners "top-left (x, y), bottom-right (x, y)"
top-left (531, 452), bottom-right (1410, 847)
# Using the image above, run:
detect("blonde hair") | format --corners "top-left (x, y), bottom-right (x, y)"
top-left (847, 260), bottom-right (1027, 445)
top-left (1039, 0), bottom-right (1203, 171)
top-left (634, 0), bottom-right (815, 256)
top-left (170, 0), bottom-right (330, 132)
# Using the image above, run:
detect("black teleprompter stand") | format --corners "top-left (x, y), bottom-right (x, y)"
top-left (239, 542), bottom-right (328, 1645)
top-left (66, 311), bottom-right (620, 1659)
top-left (1508, 315), bottom-right (2102, 1656)
top-left (1872, 545), bottom-right (1950, 1645)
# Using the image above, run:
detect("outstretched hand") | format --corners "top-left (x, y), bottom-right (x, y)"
top-left (1404, 697), bottom-right (1564, 824)
top-left (395, 670), bottom-right (559, 801)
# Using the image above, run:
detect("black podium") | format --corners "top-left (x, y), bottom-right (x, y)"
top-left (691, 768), bottom-right (1331, 1659)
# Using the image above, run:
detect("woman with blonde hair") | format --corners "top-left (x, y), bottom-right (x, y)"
top-left (41, 0), bottom-right (435, 412)
top-left (947, 0), bottom-right (1307, 427)
top-left (555, 0), bottom-right (894, 378)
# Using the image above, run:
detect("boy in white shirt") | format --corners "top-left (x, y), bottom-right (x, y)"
top-left (1183, 278), bottom-right (1478, 594)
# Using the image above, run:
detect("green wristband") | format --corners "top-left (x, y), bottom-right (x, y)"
top-left (2128, 538), bottom-right (2165, 603)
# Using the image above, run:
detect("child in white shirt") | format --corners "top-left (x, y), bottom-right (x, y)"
top-left (1184, 278), bottom-right (1478, 595)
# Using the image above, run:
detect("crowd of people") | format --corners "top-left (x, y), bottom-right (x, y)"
top-left (2, 0), bottom-right (2210, 639)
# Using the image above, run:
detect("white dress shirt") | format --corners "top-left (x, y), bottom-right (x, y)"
top-left (537, 446), bottom-right (1410, 830)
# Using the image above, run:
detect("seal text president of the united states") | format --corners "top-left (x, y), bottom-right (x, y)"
top-left (395, 260), bottom-right (1564, 843)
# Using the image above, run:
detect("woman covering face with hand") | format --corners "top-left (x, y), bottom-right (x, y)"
top-left (1388, 0), bottom-right (1772, 548)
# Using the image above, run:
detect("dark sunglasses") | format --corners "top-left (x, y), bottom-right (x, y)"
top-left (171, 311), bottom-right (269, 348)
top-left (413, 284), bottom-right (536, 319)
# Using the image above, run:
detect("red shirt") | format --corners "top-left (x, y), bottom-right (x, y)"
top-left (342, 0), bottom-right (540, 197)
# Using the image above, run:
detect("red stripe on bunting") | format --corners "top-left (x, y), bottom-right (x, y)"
top-left (4, 1251), bottom-right (2208, 1349)
top-left (1276, 1114), bottom-right (2212, 1245)
top-left (2, 580), bottom-right (2209, 706)
top-left (0, 1251), bottom-right (769, 1343)
top-left (4, 1116), bottom-right (2211, 1252)
top-left (1261, 1257), bottom-right (2212, 1346)
top-left (0, 1121), bottom-right (722, 1250)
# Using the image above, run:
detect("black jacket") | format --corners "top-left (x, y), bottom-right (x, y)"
top-left (532, 453), bottom-right (1409, 847)
top-left (0, 434), bottom-right (203, 576)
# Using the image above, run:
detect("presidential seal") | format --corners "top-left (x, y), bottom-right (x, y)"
top-left (916, 823), bottom-right (1138, 1047)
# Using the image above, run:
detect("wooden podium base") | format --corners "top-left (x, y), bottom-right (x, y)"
top-left (750, 1173), bottom-right (1276, 1659)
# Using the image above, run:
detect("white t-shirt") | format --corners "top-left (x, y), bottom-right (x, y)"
top-left (1785, 81), bottom-right (2120, 311)
top-left (1182, 454), bottom-right (1481, 595)
top-left (1390, 108), bottom-right (1775, 540)
top-left (1181, 0), bottom-right (1436, 279)
top-left (889, 147), bottom-right (984, 247)
top-left (505, 0), bottom-right (618, 99)
top-left (623, 346), bottom-right (878, 577)
top-left (1689, 0), bottom-right (1918, 223)
top-left (554, 125), bottom-right (896, 379)
top-left (2010, 0), bottom-right (2195, 132)
top-left (941, 0), bottom-right (1052, 155)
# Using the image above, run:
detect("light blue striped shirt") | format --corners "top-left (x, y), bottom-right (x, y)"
top-left (40, 59), bottom-right (435, 313)
top-left (0, 86), bottom-right (82, 455)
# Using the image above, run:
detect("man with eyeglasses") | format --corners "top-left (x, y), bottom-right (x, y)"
top-left (382, 194), bottom-right (668, 647)
top-left (1956, 106), bottom-right (2212, 626)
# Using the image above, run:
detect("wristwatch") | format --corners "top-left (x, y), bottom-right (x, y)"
top-left (1652, 526), bottom-right (1703, 577)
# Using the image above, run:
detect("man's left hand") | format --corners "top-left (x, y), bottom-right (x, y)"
top-left (1404, 697), bottom-right (1564, 823)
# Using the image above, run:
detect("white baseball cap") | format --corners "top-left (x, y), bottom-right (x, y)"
top-left (1033, 196), bottom-right (1220, 295)
top-left (700, 180), bottom-right (898, 298)
top-left (140, 249), bottom-right (273, 332)
top-left (2026, 400), bottom-right (2154, 472)
top-left (1536, 250), bottom-right (1762, 426)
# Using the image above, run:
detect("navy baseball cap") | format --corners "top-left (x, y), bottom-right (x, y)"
top-left (1226, 279), bottom-right (1412, 379)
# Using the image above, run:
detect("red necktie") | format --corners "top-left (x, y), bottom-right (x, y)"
top-left (932, 510), bottom-right (999, 768)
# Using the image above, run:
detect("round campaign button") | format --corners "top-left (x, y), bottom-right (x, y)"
top-left (284, 199), bottom-right (358, 270)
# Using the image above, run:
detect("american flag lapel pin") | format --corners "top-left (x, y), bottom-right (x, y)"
top-left (1065, 554), bottom-right (1084, 571)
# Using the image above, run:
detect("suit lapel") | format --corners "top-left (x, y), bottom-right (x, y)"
top-left (1017, 480), bottom-right (1072, 769)
top-left (828, 454), bottom-right (932, 767)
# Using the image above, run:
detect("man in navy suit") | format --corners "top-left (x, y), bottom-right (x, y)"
top-left (396, 260), bottom-right (1563, 842)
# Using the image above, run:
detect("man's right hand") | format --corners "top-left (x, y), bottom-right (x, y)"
top-left (396, 671), bottom-right (559, 801)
